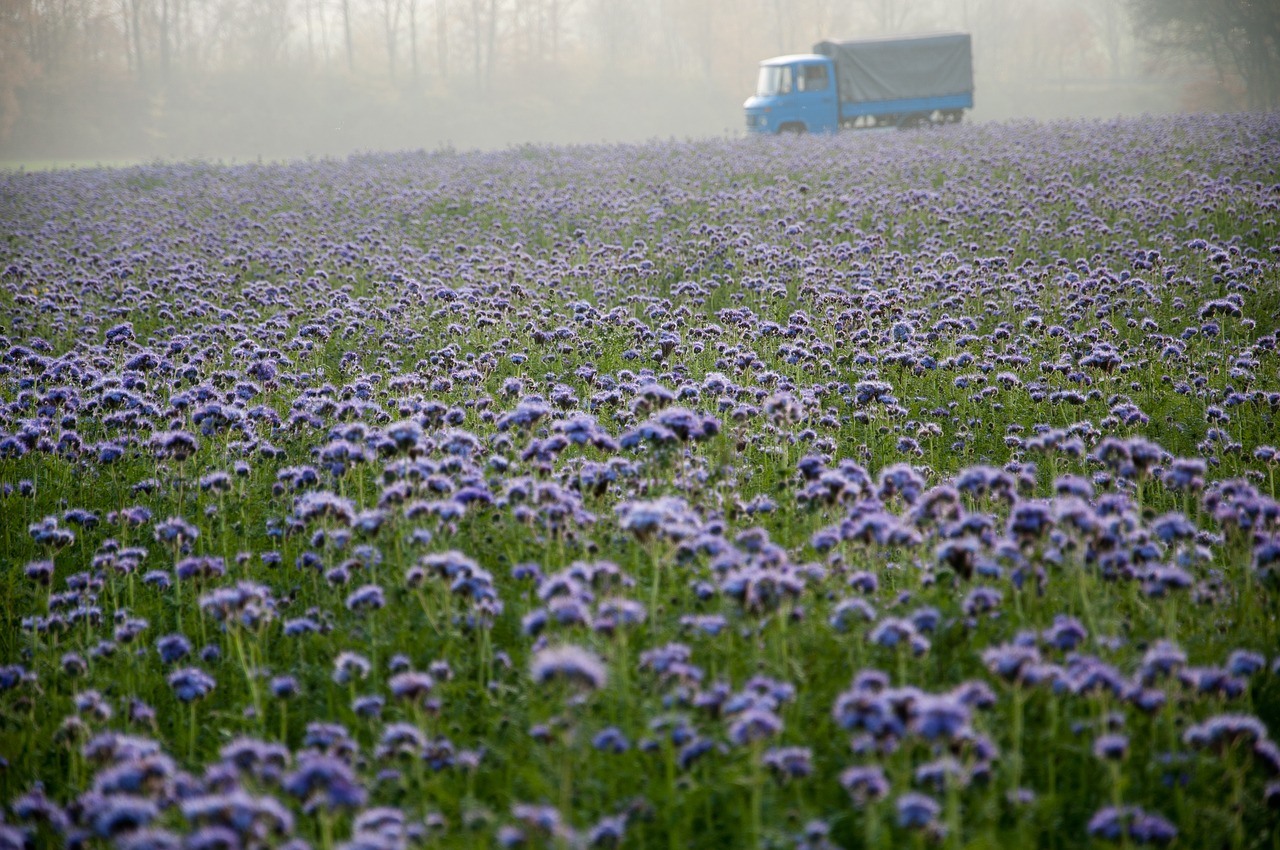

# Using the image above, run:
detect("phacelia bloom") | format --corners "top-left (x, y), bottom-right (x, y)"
top-left (150, 429), bottom-right (200, 461)
top-left (345, 583), bottom-right (386, 612)
top-left (294, 491), bottom-right (357, 525)
top-left (909, 695), bottom-right (971, 741)
top-left (895, 791), bottom-right (941, 829)
top-left (155, 633), bottom-right (192, 664)
top-left (840, 764), bottom-right (889, 805)
top-left (175, 556), bottom-right (225, 581)
top-left (1093, 733), bottom-right (1129, 761)
top-left (168, 668), bottom-right (216, 702)
top-left (1042, 615), bottom-right (1088, 652)
top-left (1226, 650), bottom-right (1266, 677)
top-left (1182, 714), bottom-right (1269, 751)
top-left (586, 814), bottom-right (627, 848)
top-left (591, 727), bottom-right (630, 754)
top-left (727, 706), bottom-right (783, 746)
top-left (762, 746), bottom-right (812, 782)
top-left (388, 671), bottom-right (435, 702)
top-left (332, 651), bottom-right (372, 685)
top-left (1086, 805), bottom-right (1176, 845)
top-left (282, 754), bottom-right (367, 812)
top-left (530, 644), bottom-right (608, 691)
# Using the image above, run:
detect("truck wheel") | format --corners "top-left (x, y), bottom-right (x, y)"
top-left (898, 113), bottom-right (927, 130)
top-left (778, 123), bottom-right (806, 135)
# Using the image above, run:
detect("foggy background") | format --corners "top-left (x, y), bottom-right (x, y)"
top-left (1, 0), bottom-right (1276, 163)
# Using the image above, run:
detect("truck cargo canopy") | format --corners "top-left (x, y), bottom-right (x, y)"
top-left (814, 33), bottom-right (972, 103)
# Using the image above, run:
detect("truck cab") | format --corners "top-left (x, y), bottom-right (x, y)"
top-left (743, 55), bottom-right (838, 135)
top-left (746, 34), bottom-right (973, 134)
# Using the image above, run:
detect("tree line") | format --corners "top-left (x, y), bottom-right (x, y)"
top-left (1, 0), bottom-right (1274, 159)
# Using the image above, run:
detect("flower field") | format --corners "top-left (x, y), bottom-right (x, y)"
top-left (2, 114), bottom-right (1279, 849)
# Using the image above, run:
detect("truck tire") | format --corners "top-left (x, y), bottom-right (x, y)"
top-left (778, 123), bottom-right (806, 135)
top-left (898, 113), bottom-right (928, 130)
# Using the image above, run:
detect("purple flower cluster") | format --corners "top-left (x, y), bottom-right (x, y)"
top-left (1, 113), bottom-right (1278, 848)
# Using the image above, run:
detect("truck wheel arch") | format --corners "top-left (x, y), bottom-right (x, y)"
top-left (778, 122), bottom-right (807, 135)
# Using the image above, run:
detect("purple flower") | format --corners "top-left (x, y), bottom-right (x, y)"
top-left (1183, 714), bottom-right (1269, 751)
top-left (1042, 615), bottom-right (1088, 652)
top-left (591, 727), bottom-right (630, 754)
top-left (150, 429), bottom-right (200, 461)
top-left (1093, 733), bottom-right (1129, 761)
top-left (167, 667), bottom-right (215, 702)
top-left (727, 706), bottom-right (783, 746)
top-left (332, 651), bottom-right (372, 685)
top-left (345, 583), bottom-right (386, 612)
top-left (895, 792), bottom-right (941, 829)
top-left (1086, 806), bottom-right (1176, 845)
top-left (388, 671), bottom-right (435, 702)
top-left (762, 746), bottom-right (812, 782)
top-left (294, 491), bottom-right (357, 525)
top-left (586, 814), bottom-right (627, 848)
top-left (909, 695), bottom-right (970, 741)
top-left (155, 633), bottom-right (191, 664)
top-left (89, 794), bottom-right (159, 837)
top-left (530, 644), bottom-right (608, 691)
top-left (840, 764), bottom-right (889, 805)
top-left (282, 754), bottom-right (367, 812)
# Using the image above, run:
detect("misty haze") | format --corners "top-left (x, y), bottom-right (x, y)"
top-left (1, 0), bottom-right (1271, 162)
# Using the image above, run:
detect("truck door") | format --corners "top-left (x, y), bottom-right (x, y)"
top-left (795, 61), bottom-right (836, 133)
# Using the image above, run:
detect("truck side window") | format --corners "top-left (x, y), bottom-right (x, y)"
top-left (804, 64), bottom-right (829, 92)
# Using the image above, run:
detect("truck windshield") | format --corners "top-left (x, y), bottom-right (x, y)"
top-left (756, 65), bottom-right (791, 97)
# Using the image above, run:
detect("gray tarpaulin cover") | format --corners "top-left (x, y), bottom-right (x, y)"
top-left (813, 33), bottom-right (973, 103)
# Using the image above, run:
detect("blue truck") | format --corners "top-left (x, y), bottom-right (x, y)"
top-left (744, 32), bottom-right (973, 134)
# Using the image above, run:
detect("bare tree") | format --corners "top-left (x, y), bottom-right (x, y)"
top-left (435, 0), bottom-right (447, 77)
top-left (379, 0), bottom-right (405, 78)
top-left (407, 0), bottom-right (418, 79)
top-left (340, 0), bottom-right (353, 72)
top-left (0, 1), bottom-right (40, 142)
top-left (1127, 0), bottom-right (1280, 108)
top-left (1087, 0), bottom-right (1126, 79)
top-left (125, 0), bottom-right (145, 79)
top-left (461, 0), bottom-right (501, 91)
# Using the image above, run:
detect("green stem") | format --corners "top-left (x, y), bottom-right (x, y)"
top-left (750, 740), bottom-right (764, 849)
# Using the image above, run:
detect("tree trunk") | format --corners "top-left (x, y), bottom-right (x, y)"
top-left (485, 0), bottom-right (497, 90)
top-left (470, 0), bottom-right (481, 91)
top-left (549, 0), bottom-right (558, 65)
top-left (436, 0), bottom-right (448, 78)
top-left (159, 0), bottom-right (171, 86)
top-left (304, 0), bottom-right (315, 69)
top-left (409, 0), bottom-right (419, 81)
top-left (342, 0), bottom-right (354, 73)
top-left (129, 0), bottom-right (145, 81)
top-left (384, 0), bottom-right (400, 79)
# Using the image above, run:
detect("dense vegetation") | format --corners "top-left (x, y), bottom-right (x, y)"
top-left (1, 114), bottom-right (1279, 849)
